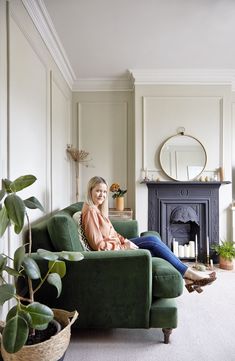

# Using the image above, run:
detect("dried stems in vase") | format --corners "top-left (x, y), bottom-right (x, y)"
top-left (67, 146), bottom-right (91, 201)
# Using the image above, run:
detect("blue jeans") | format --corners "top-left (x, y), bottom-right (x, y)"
top-left (130, 235), bottom-right (188, 276)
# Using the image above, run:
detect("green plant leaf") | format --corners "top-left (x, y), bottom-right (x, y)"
top-left (22, 256), bottom-right (41, 279)
top-left (2, 315), bottom-right (29, 353)
top-left (14, 245), bottom-right (26, 271)
top-left (24, 196), bottom-right (44, 212)
top-left (47, 273), bottom-right (62, 298)
top-left (2, 179), bottom-right (12, 193)
top-left (33, 323), bottom-right (48, 331)
top-left (0, 206), bottom-right (10, 237)
top-left (60, 251), bottom-right (84, 262)
top-left (6, 306), bottom-right (31, 326)
top-left (10, 175), bottom-right (36, 193)
top-left (37, 248), bottom-right (59, 261)
top-left (0, 284), bottom-right (15, 305)
top-left (0, 254), bottom-right (7, 274)
top-left (48, 260), bottom-right (66, 278)
top-left (4, 194), bottom-right (25, 234)
top-left (5, 266), bottom-right (22, 277)
top-left (26, 302), bottom-right (54, 326)
top-left (0, 188), bottom-right (5, 201)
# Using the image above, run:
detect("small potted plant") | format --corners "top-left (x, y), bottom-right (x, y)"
top-left (0, 175), bottom-right (83, 360)
top-left (109, 183), bottom-right (127, 211)
top-left (212, 240), bottom-right (235, 270)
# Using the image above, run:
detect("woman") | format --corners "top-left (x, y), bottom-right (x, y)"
top-left (81, 176), bottom-right (216, 293)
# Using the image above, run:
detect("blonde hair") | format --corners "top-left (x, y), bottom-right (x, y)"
top-left (86, 176), bottom-right (109, 217)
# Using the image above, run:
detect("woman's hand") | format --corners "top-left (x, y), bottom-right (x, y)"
top-left (123, 239), bottom-right (139, 250)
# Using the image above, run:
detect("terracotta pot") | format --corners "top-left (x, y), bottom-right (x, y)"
top-left (219, 256), bottom-right (234, 270)
top-left (115, 197), bottom-right (124, 211)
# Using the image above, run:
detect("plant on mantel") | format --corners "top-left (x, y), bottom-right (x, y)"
top-left (0, 174), bottom-right (83, 354)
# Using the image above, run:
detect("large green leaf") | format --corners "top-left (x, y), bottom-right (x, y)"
top-left (0, 206), bottom-right (10, 237)
top-left (37, 248), bottom-right (59, 261)
top-left (26, 302), bottom-right (54, 326)
top-left (14, 245), bottom-right (26, 271)
top-left (6, 306), bottom-right (31, 326)
top-left (48, 260), bottom-right (66, 278)
top-left (22, 256), bottom-right (41, 279)
top-left (2, 179), bottom-right (12, 193)
top-left (2, 315), bottom-right (29, 353)
top-left (10, 175), bottom-right (36, 193)
top-left (4, 194), bottom-right (25, 234)
top-left (24, 196), bottom-right (44, 212)
top-left (0, 188), bottom-right (5, 201)
top-left (5, 266), bottom-right (22, 277)
top-left (47, 273), bottom-right (62, 298)
top-left (60, 251), bottom-right (84, 262)
top-left (0, 284), bottom-right (15, 305)
top-left (0, 255), bottom-right (7, 273)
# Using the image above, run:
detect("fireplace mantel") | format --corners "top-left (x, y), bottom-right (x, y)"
top-left (143, 180), bottom-right (230, 262)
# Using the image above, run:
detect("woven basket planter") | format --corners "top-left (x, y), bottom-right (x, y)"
top-left (0, 309), bottom-right (78, 361)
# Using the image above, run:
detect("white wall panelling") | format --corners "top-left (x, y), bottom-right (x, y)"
top-left (77, 101), bottom-right (128, 208)
top-left (73, 91), bottom-right (134, 210)
top-left (142, 96), bottom-right (223, 174)
top-left (51, 71), bottom-right (71, 210)
top-left (0, 0), bottom-right (73, 278)
top-left (9, 12), bottom-right (49, 221)
top-left (134, 85), bottom-right (232, 239)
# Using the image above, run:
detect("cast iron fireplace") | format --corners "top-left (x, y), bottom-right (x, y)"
top-left (145, 181), bottom-right (228, 262)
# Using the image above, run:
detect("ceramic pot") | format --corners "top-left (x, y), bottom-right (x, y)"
top-left (115, 197), bottom-right (124, 211)
top-left (219, 256), bottom-right (234, 270)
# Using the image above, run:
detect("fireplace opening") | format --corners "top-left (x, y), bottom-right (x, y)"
top-left (170, 206), bottom-right (199, 258)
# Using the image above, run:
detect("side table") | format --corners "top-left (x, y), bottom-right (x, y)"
top-left (109, 208), bottom-right (133, 221)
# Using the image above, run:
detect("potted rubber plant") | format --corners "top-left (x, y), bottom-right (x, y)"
top-left (212, 240), bottom-right (235, 270)
top-left (0, 175), bottom-right (83, 360)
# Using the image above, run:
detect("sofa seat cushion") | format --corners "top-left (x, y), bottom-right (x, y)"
top-left (150, 298), bottom-right (177, 328)
top-left (152, 258), bottom-right (183, 298)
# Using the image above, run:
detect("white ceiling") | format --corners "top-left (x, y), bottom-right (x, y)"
top-left (25, 0), bottom-right (235, 90)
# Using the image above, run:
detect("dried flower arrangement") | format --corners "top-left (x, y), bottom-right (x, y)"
top-left (66, 146), bottom-right (91, 201)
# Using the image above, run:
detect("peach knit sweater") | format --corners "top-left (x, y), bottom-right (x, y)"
top-left (81, 203), bottom-right (137, 251)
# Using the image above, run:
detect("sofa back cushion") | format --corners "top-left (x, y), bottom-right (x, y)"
top-left (47, 211), bottom-right (85, 252)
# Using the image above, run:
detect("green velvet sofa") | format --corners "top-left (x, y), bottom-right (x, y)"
top-left (27, 202), bottom-right (183, 343)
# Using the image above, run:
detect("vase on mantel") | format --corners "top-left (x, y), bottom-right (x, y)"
top-left (115, 197), bottom-right (124, 211)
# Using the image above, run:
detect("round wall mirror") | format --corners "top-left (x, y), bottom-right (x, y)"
top-left (159, 134), bottom-right (207, 181)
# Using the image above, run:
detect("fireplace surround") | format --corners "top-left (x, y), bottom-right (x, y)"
top-left (145, 181), bottom-right (229, 262)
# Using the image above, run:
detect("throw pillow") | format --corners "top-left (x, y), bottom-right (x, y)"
top-left (73, 211), bottom-right (92, 251)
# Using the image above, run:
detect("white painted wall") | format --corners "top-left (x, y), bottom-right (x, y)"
top-left (0, 0), bottom-right (72, 320)
top-left (134, 84), bottom-right (232, 239)
top-left (72, 91), bottom-right (134, 210)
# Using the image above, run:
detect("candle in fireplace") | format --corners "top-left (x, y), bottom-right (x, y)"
top-left (189, 241), bottom-right (195, 258)
top-left (206, 236), bottom-right (210, 257)
top-left (195, 234), bottom-right (198, 257)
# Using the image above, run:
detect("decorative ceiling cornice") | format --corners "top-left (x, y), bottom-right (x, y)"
top-left (22, 0), bottom-right (76, 89)
top-left (129, 69), bottom-right (235, 90)
top-left (72, 77), bottom-right (134, 92)
top-left (21, 1), bottom-right (235, 92)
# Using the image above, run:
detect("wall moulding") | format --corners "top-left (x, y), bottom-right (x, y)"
top-left (142, 95), bottom-right (224, 176)
top-left (129, 69), bottom-right (235, 90)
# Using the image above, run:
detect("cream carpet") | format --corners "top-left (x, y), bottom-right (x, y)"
top-left (64, 267), bottom-right (235, 361)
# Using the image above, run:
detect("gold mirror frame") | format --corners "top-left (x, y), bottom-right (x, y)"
top-left (159, 133), bottom-right (207, 181)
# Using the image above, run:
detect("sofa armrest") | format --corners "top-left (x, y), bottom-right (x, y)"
top-left (29, 249), bottom-right (152, 329)
top-left (140, 230), bottom-right (161, 238)
top-left (111, 219), bottom-right (139, 239)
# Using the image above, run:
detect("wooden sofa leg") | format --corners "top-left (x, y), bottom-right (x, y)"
top-left (162, 328), bottom-right (173, 344)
